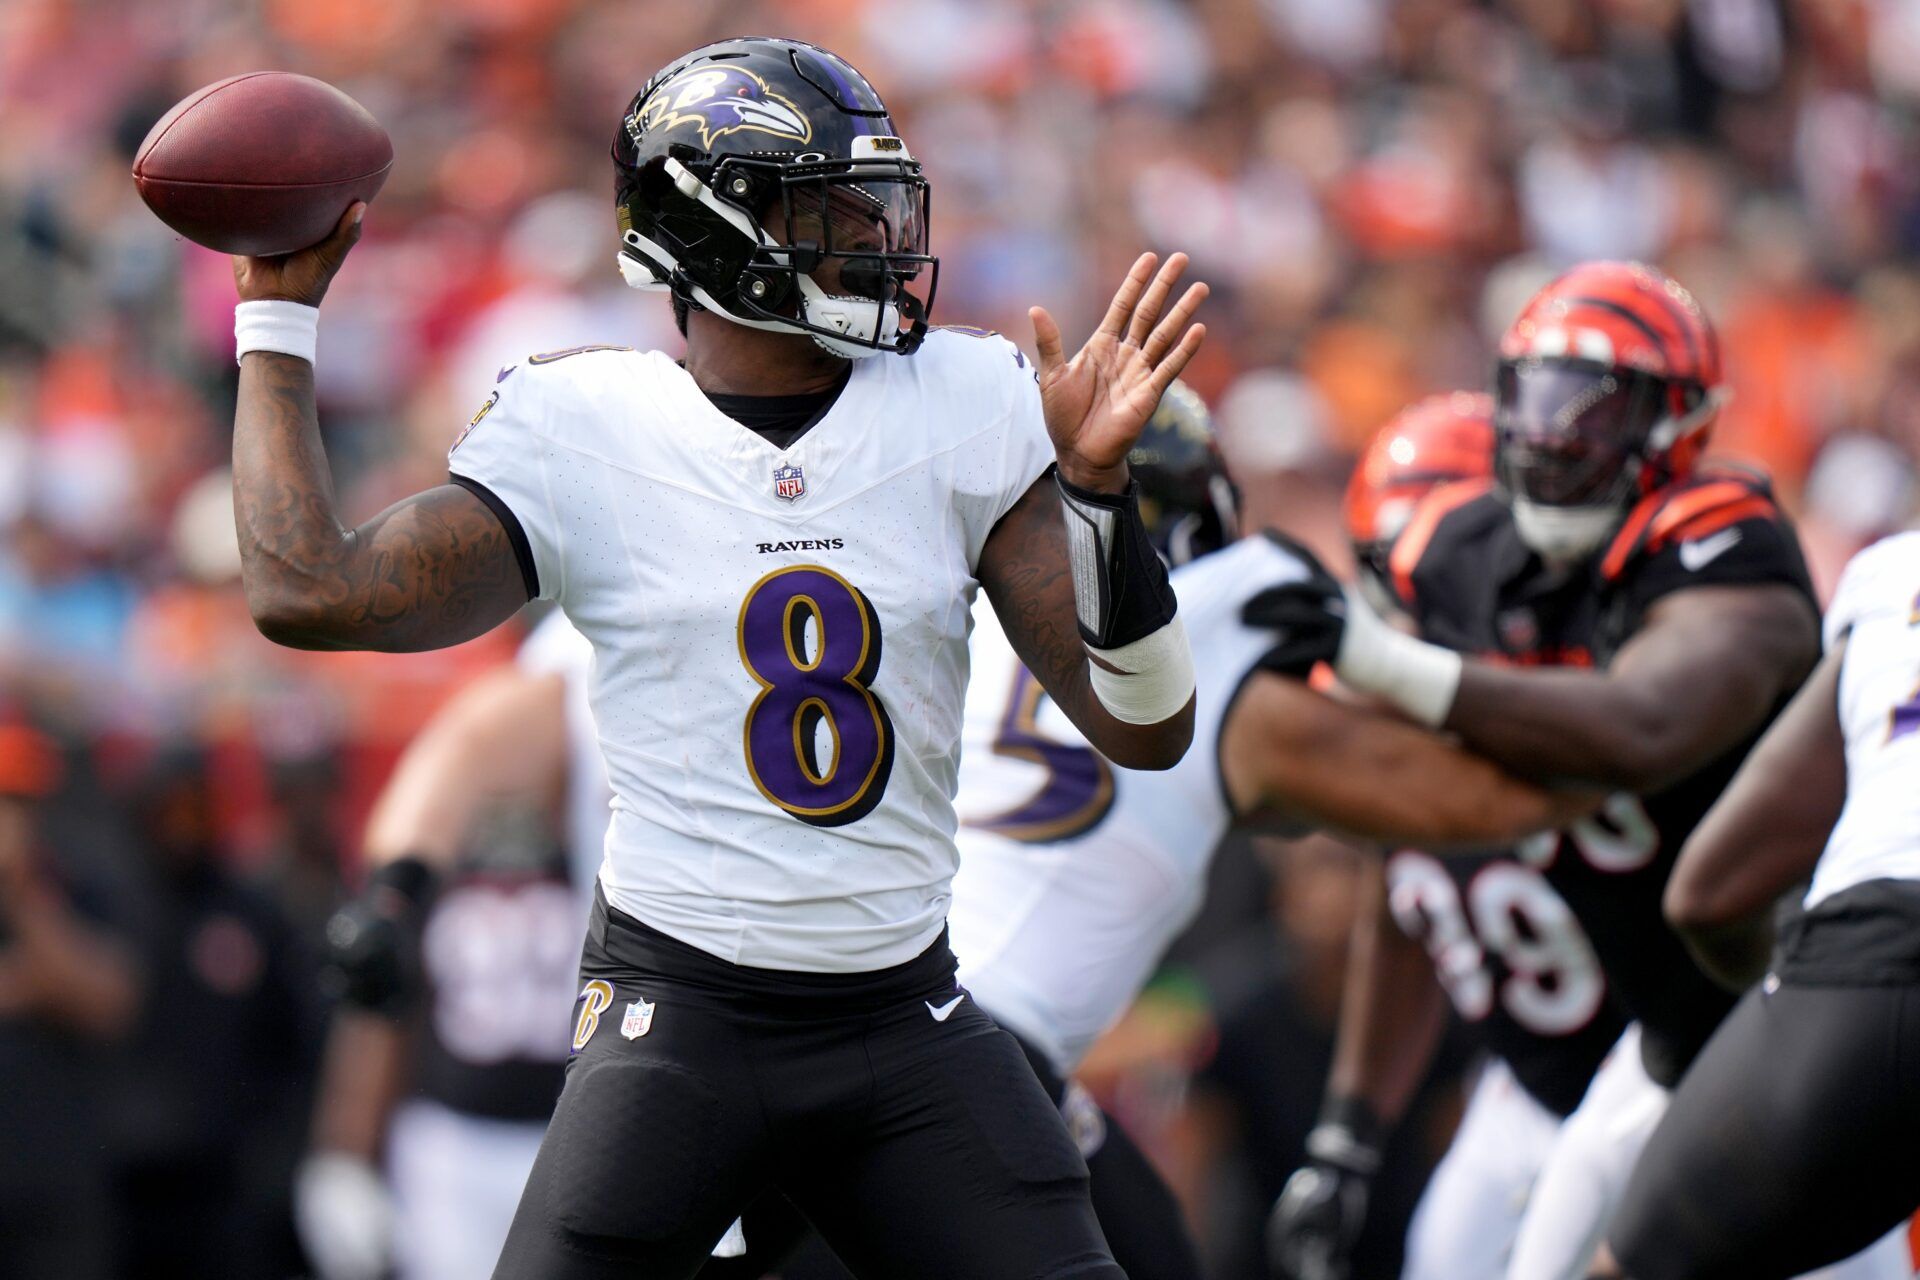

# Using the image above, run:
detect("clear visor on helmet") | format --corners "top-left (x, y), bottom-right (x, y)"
top-left (771, 165), bottom-right (935, 326)
top-left (1493, 357), bottom-right (1668, 508)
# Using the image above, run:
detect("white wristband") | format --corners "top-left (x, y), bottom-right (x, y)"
top-left (1333, 587), bottom-right (1463, 727)
top-left (1087, 615), bottom-right (1195, 725)
top-left (235, 300), bottom-right (319, 365)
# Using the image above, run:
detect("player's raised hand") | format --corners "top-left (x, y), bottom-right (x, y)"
top-left (1031, 252), bottom-right (1208, 493)
top-left (232, 202), bottom-right (365, 309)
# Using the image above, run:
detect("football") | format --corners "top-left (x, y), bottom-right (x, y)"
top-left (133, 71), bottom-right (392, 257)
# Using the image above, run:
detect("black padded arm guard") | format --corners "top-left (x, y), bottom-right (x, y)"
top-left (1054, 469), bottom-right (1179, 650)
top-left (322, 855), bottom-right (439, 1016)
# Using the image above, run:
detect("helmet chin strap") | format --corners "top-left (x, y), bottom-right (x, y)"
top-left (789, 272), bottom-right (900, 359)
top-left (626, 158), bottom-right (905, 358)
top-left (1511, 498), bottom-right (1622, 565)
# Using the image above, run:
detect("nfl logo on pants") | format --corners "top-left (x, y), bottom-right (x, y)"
top-left (773, 464), bottom-right (806, 502)
top-left (621, 998), bottom-right (655, 1039)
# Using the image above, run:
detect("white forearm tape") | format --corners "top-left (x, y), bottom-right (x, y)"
top-left (1086, 615), bottom-right (1195, 725)
top-left (235, 300), bottom-right (319, 365)
top-left (1333, 588), bottom-right (1463, 728)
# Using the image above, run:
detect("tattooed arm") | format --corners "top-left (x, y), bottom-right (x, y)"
top-left (230, 206), bottom-right (528, 652)
top-left (236, 355), bottom-right (526, 650)
top-left (978, 477), bottom-right (1194, 770)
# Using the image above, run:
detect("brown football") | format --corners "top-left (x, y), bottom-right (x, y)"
top-left (133, 72), bottom-right (392, 257)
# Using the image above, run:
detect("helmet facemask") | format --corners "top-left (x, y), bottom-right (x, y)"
top-left (1493, 355), bottom-right (1707, 564)
top-left (618, 144), bottom-right (936, 359)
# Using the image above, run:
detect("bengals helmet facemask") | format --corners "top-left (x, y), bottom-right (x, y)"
top-left (1493, 261), bottom-right (1727, 564)
top-left (612, 37), bottom-right (936, 359)
top-left (1344, 392), bottom-right (1494, 614)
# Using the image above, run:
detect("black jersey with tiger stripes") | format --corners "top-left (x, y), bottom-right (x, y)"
top-left (1391, 470), bottom-right (1818, 1085)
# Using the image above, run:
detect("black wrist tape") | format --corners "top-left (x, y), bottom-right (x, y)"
top-left (1054, 469), bottom-right (1179, 650)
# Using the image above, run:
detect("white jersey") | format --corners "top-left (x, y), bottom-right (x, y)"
top-left (449, 331), bottom-right (1055, 972)
top-left (947, 534), bottom-right (1313, 1070)
top-left (1807, 530), bottom-right (1920, 908)
top-left (516, 612), bottom-right (610, 900)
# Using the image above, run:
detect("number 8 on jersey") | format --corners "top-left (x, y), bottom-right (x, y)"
top-left (737, 564), bottom-right (896, 826)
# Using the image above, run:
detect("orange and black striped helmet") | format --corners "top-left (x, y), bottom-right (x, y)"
top-left (1494, 261), bottom-right (1726, 560)
top-left (1344, 391), bottom-right (1494, 597)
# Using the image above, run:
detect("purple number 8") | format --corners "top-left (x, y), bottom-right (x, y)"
top-left (737, 565), bottom-right (895, 826)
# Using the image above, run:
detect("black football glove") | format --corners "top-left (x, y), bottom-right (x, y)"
top-left (1242, 536), bottom-right (1350, 678)
top-left (321, 855), bottom-right (436, 1015)
top-left (1266, 1100), bottom-right (1383, 1280)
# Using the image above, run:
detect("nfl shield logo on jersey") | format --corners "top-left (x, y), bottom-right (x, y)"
top-left (621, 998), bottom-right (655, 1039)
top-left (773, 463), bottom-right (806, 502)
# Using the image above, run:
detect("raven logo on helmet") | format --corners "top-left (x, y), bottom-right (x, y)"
top-left (612, 37), bottom-right (939, 360)
top-left (633, 66), bottom-right (813, 150)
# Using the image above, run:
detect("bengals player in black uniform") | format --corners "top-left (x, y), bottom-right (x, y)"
top-left (1252, 262), bottom-right (1835, 1279)
top-left (1270, 394), bottom-right (1627, 1280)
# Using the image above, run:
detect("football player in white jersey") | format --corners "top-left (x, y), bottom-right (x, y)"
top-left (1606, 531), bottom-right (1920, 1279)
top-left (296, 615), bottom-right (601, 1280)
top-left (224, 34), bottom-right (1210, 1279)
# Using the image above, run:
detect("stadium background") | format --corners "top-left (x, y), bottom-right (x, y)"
top-left (2, 0), bottom-right (1918, 1276)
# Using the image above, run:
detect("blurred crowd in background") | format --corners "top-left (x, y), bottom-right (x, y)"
top-left (3, 0), bottom-right (1919, 1275)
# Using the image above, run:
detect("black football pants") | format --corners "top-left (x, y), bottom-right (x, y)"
top-left (1610, 978), bottom-right (1920, 1280)
top-left (701, 1028), bottom-right (1204, 1280)
top-left (491, 893), bottom-right (1124, 1279)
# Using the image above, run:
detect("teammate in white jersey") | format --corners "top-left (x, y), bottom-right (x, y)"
top-left (1608, 531), bottom-right (1920, 1279)
top-left (224, 33), bottom-right (1210, 1279)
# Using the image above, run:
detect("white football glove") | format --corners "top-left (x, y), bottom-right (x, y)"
top-left (295, 1152), bottom-right (395, 1280)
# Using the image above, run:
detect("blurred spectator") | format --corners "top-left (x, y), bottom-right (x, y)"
top-left (0, 718), bottom-right (139, 1280)
top-left (103, 745), bottom-right (324, 1279)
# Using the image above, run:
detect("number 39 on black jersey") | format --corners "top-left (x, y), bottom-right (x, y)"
top-left (1391, 468), bottom-right (1819, 1085)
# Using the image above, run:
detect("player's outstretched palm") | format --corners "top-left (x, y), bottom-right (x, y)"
top-left (1031, 252), bottom-right (1208, 492)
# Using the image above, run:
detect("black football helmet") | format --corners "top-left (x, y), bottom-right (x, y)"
top-left (1130, 380), bottom-right (1240, 567)
top-left (612, 37), bottom-right (936, 358)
